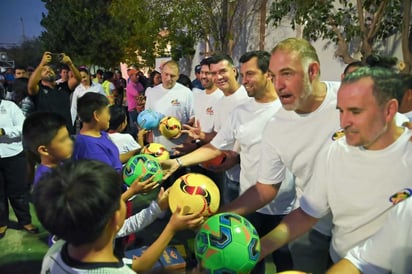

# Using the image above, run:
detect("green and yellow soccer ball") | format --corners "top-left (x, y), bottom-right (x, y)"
top-left (195, 213), bottom-right (261, 273)
top-left (158, 116), bottom-right (182, 139)
top-left (122, 154), bottom-right (163, 187)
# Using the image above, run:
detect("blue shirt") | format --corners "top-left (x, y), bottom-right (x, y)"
top-left (34, 164), bottom-right (52, 186)
top-left (72, 131), bottom-right (122, 172)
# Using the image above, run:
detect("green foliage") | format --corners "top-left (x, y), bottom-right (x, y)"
top-left (268, 0), bottom-right (403, 59)
top-left (40, 0), bottom-right (129, 68)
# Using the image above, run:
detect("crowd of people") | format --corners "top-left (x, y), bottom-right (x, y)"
top-left (0, 37), bottom-right (412, 273)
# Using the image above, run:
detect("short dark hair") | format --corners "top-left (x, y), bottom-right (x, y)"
top-left (342, 66), bottom-right (400, 107)
top-left (177, 74), bottom-right (193, 89)
top-left (109, 105), bottom-right (127, 131)
top-left (343, 61), bottom-right (363, 76)
top-left (33, 160), bottom-right (123, 246)
top-left (77, 93), bottom-right (109, 123)
top-left (397, 73), bottom-right (412, 103)
top-left (208, 53), bottom-right (235, 66)
top-left (200, 58), bottom-right (211, 67)
top-left (103, 71), bottom-right (114, 81)
top-left (239, 51), bottom-right (271, 73)
top-left (23, 112), bottom-right (68, 154)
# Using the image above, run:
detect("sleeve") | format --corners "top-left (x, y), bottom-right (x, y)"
top-left (116, 200), bottom-right (162, 237)
top-left (125, 134), bottom-right (141, 151)
top-left (144, 87), bottom-right (153, 110)
top-left (299, 145), bottom-right (331, 218)
top-left (345, 200), bottom-right (411, 274)
top-left (210, 110), bottom-right (237, 151)
top-left (70, 89), bottom-right (79, 125)
top-left (256, 121), bottom-right (286, 185)
top-left (186, 90), bottom-right (194, 122)
top-left (4, 102), bottom-right (25, 138)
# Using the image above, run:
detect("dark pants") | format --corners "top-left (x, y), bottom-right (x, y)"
top-left (128, 110), bottom-right (138, 138)
top-left (0, 152), bottom-right (32, 227)
top-left (247, 212), bottom-right (294, 273)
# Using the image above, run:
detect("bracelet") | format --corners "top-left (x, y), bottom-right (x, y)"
top-left (175, 158), bottom-right (183, 168)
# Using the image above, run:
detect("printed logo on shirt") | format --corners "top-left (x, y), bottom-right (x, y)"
top-left (331, 129), bottom-right (345, 141)
top-left (171, 99), bottom-right (181, 106)
top-left (389, 188), bottom-right (412, 205)
top-left (206, 107), bottom-right (214, 116)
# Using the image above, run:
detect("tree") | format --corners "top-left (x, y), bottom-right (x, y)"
top-left (40, 0), bottom-right (130, 68)
top-left (267, 0), bottom-right (412, 72)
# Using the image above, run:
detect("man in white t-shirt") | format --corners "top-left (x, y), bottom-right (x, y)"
top-left (216, 38), bottom-right (339, 273)
top-left (161, 51), bottom-right (296, 272)
top-left (145, 60), bottom-right (194, 152)
top-left (327, 195), bottom-right (412, 274)
top-left (259, 66), bottom-right (412, 270)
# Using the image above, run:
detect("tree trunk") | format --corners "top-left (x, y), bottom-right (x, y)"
top-left (401, 0), bottom-right (412, 72)
top-left (259, 0), bottom-right (267, 50)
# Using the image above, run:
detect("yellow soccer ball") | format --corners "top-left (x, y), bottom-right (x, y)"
top-left (158, 116), bottom-right (182, 139)
top-left (168, 173), bottom-right (220, 216)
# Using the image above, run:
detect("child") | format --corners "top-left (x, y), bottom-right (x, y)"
top-left (22, 112), bottom-right (73, 186)
top-left (72, 92), bottom-right (122, 172)
top-left (34, 160), bottom-right (203, 273)
top-left (108, 105), bottom-right (141, 164)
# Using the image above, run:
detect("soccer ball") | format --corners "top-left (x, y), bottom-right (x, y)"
top-left (200, 153), bottom-right (227, 170)
top-left (141, 143), bottom-right (170, 161)
top-left (195, 213), bottom-right (261, 273)
top-left (158, 116), bottom-right (182, 139)
top-left (168, 173), bottom-right (220, 216)
top-left (122, 154), bottom-right (163, 187)
top-left (137, 109), bottom-right (162, 130)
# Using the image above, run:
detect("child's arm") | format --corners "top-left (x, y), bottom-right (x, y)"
top-left (119, 148), bottom-right (139, 164)
top-left (131, 207), bottom-right (204, 272)
top-left (137, 129), bottom-right (148, 147)
top-left (117, 188), bottom-right (168, 237)
top-left (121, 175), bottom-right (159, 201)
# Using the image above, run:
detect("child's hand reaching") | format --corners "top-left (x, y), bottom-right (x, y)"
top-left (167, 207), bottom-right (204, 233)
top-left (156, 187), bottom-right (170, 211)
top-left (129, 175), bottom-right (159, 195)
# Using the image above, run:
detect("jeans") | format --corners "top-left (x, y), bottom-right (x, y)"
top-left (247, 212), bottom-right (294, 273)
top-left (289, 228), bottom-right (333, 274)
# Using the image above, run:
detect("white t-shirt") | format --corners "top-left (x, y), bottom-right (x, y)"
top-left (345, 197), bottom-right (412, 274)
top-left (258, 81), bottom-right (341, 234)
top-left (213, 85), bottom-right (250, 182)
top-left (192, 88), bottom-right (224, 133)
top-left (403, 111), bottom-right (412, 122)
top-left (211, 99), bottom-right (296, 215)
top-left (71, 83), bottom-right (105, 125)
top-left (301, 129), bottom-right (412, 262)
top-left (145, 83), bottom-right (194, 150)
top-left (41, 240), bottom-right (135, 274)
top-left (108, 132), bottom-right (141, 154)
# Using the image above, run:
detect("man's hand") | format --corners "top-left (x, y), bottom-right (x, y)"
top-left (41, 52), bottom-right (52, 66)
top-left (61, 53), bottom-right (73, 65)
top-left (181, 120), bottom-right (205, 140)
top-left (160, 158), bottom-right (180, 180)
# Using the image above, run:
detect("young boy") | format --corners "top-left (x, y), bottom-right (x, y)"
top-left (108, 105), bottom-right (141, 164)
top-left (34, 160), bottom-right (203, 273)
top-left (22, 112), bottom-right (73, 186)
top-left (72, 92), bottom-right (122, 172)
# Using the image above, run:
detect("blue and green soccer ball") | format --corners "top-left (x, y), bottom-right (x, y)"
top-left (195, 212), bottom-right (261, 273)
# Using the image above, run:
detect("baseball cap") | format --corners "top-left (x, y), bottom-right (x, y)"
top-left (195, 64), bottom-right (201, 73)
top-left (127, 69), bottom-right (138, 77)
